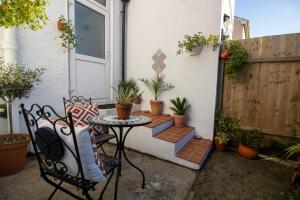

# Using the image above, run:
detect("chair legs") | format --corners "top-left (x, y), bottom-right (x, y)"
top-left (48, 180), bottom-right (63, 200)
top-left (114, 165), bottom-right (121, 200)
top-left (98, 169), bottom-right (115, 200)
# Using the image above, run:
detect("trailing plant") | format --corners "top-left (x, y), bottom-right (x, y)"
top-left (215, 110), bottom-right (240, 138)
top-left (139, 73), bottom-right (174, 101)
top-left (177, 32), bottom-right (219, 55)
top-left (0, 63), bottom-right (45, 142)
top-left (0, 103), bottom-right (7, 118)
top-left (58, 15), bottom-right (78, 49)
top-left (169, 97), bottom-right (190, 115)
top-left (238, 130), bottom-right (262, 149)
top-left (223, 40), bottom-right (249, 80)
top-left (215, 131), bottom-right (230, 144)
top-left (0, 0), bottom-right (49, 30)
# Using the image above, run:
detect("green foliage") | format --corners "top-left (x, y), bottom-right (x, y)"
top-left (224, 40), bottom-right (249, 80)
top-left (177, 32), bottom-right (219, 55)
top-left (0, 63), bottom-right (45, 103)
top-left (113, 79), bottom-right (139, 104)
top-left (0, 103), bottom-right (7, 118)
top-left (169, 97), bottom-right (190, 115)
top-left (216, 131), bottom-right (231, 144)
top-left (0, 0), bottom-right (48, 30)
top-left (285, 143), bottom-right (300, 159)
top-left (139, 73), bottom-right (174, 101)
top-left (215, 110), bottom-right (240, 137)
top-left (58, 15), bottom-right (78, 49)
top-left (238, 130), bottom-right (262, 149)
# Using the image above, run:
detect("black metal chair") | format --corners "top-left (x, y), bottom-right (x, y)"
top-left (63, 96), bottom-right (115, 154)
top-left (21, 103), bottom-right (120, 200)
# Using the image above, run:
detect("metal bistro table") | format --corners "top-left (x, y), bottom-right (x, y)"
top-left (88, 114), bottom-right (152, 189)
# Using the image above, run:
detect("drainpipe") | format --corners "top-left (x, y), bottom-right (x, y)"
top-left (121, 0), bottom-right (130, 81)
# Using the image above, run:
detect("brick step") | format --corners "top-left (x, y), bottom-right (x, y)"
top-left (176, 138), bottom-right (212, 167)
top-left (154, 126), bottom-right (195, 153)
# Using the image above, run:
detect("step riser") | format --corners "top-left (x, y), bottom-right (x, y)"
top-left (152, 119), bottom-right (174, 136)
top-left (199, 144), bottom-right (212, 169)
top-left (174, 130), bottom-right (195, 154)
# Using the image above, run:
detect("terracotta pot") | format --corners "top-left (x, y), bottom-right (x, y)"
top-left (238, 143), bottom-right (258, 159)
top-left (214, 138), bottom-right (226, 152)
top-left (134, 97), bottom-right (142, 104)
top-left (173, 114), bottom-right (187, 128)
top-left (0, 134), bottom-right (30, 176)
top-left (115, 103), bottom-right (132, 120)
top-left (57, 21), bottom-right (65, 31)
top-left (220, 49), bottom-right (231, 59)
top-left (150, 100), bottom-right (163, 115)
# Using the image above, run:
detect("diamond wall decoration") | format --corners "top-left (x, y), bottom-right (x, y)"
top-left (152, 49), bottom-right (167, 74)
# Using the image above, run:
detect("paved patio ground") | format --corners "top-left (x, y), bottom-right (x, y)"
top-left (0, 144), bottom-right (196, 200)
top-left (190, 151), bottom-right (296, 200)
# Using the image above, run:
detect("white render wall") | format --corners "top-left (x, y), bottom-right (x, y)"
top-left (126, 0), bottom-right (230, 139)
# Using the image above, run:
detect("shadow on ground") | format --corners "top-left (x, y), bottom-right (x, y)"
top-left (191, 151), bottom-right (295, 200)
top-left (0, 144), bottom-right (196, 200)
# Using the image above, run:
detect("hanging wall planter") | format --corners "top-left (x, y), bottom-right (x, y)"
top-left (190, 46), bottom-right (204, 56)
top-left (57, 15), bottom-right (78, 49)
top-left (220, 49), bottom-right (231, 59)
top-left (57, 20), bottom-right (65, 31)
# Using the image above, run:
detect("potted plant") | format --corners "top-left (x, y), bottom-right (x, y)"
top-left (285, 143), bottom-right (300, 170)
top-left (0, 63), bottom-right (45, 176)
top-left (238, 130), bottom-right (262, 159)
top-left (118, 78), bottom-right (143, 104)
top-left (139, 73), bottom-right (174, 115)
top-left (214, 110), bottom-right (239, 151)
top-left (113, 79), bottom-right (138, 120)
top-left (169, 97), bottom-right (190, 128)
top-left (57, 15), bottom-right (78, 49)
top-left (223, 40), bottom-right (249, 80)
top-left (176, 32), bottom-right (219, 56)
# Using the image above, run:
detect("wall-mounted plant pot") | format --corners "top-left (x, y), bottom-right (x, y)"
top-left (173, 114), bottom-right (187, 128)
top-left (238, 143), bottom-right (258, 159)
top-left (190, 46), bottom-right (203, 56)
top-left (115, 103), bottom-right (132, 120)
top-left (0, 134), bottom-right (30, 176)
top-left (57, 21), bottom-right (65, 31)
top-left (220, 49), bottom-right (231, 59)
top-left (150, 100), bottom-right (163, 115)
top-left (214, 137), bottom-right (226, 152)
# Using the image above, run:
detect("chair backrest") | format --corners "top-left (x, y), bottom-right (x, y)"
top-left (21, 104), bottom-right (86, 182)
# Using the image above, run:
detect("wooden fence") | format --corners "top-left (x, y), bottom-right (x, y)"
top-left (222, 33), bottom-right (300, 137)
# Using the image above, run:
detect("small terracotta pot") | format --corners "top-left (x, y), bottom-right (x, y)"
top-left (214, 138), bottom-right (226, 152)
top-left (57, 21), bottom-right (65, 31)
top-left (173, 114), bottom-right (187, 128)
top-left (220, 49), bottom-right (231, 59)
top-left (115, 103), bottom-right (132, 120)
top-left (134, 97), bottom-right (142, 104)
top-left (150, 100), bottom-right (163, 115)
top-left (238, 143), bottom-right (258, 159)
top-left (0, 134), bottom-right (30, 176)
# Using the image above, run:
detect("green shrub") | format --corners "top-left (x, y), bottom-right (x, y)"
top-left (169, 97), bottom-right (191, 115)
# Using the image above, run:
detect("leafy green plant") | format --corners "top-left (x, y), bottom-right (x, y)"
top-left (139, 73), bottom-right (174, 101)
top-left (238, 130), bottom-right (262, 149)
top-left (285, 143), bottom-right (300, 159)
top-left (0, 0), bottom-right (48, 30)
top-left (223, 40), bottom-right (249, 80)
top-left (0, 63), bottom-right (45, 141)
top-left (118, 78), bottom-right (143, 98)
top-left (177, 32), bottom-right (219, 55)
top-left (215, 131), bottom-right (231, 144)
top-left (113, 79), bottom-right (140, 104)
top-left (215, 110), bottom-right (240, 138)
top-left (58, 15), bottom-right (78, 49)
top-left (0, 103), bottom-right (7, 118)
top-left (169, 97), bottom-right (190, 115)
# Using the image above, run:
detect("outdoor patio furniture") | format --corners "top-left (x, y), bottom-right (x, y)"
top-left (88, 114), bottom-right (152, 189)
top-left (21, 103), bottom-right (121, 200)
top-left (63, 96), bottom-right (115, 154)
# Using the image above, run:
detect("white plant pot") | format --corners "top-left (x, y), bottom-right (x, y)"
top-left (190, 46), bottom-right (203, 56)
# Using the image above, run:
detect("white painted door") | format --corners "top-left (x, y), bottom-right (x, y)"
top-left (70, 0), bottom-right (110, 102)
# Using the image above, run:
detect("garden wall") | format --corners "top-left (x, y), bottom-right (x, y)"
top-left (222, 33), bottom-right (300, 137)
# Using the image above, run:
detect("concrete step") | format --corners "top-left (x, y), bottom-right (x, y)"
top-left (154, 126), bottom-right (195, 154)
top-left (176, 138), bottom-right (212, 168)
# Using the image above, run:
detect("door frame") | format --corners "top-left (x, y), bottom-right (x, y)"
top-left (68, 0), bottom-right (113, 104)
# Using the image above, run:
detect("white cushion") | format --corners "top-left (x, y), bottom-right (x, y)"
top-left (38, 120), bottom-right (106, 182)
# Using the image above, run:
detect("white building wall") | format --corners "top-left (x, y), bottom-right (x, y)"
top-left (126, 0), bottom-right (226, 139)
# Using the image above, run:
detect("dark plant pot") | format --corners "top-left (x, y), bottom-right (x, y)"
top-left (215, 138), bottom-right (226, 152)
top-left (57, 21), bottom-right (65, 31)
top-left (220, 49), bottom-right (231, 59)
top-left (115, 103), bottom-right (132, 120)
top-left (134, 97), bottom-right (142, 104)
top-left (150, 100), bottom-right (163, 116)
top-left (0, 134), bottom-right (30, 176)
top-left (173, 114), bottom-right (187, 128)
top-left (238, 143), bottom-right (258, 159)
